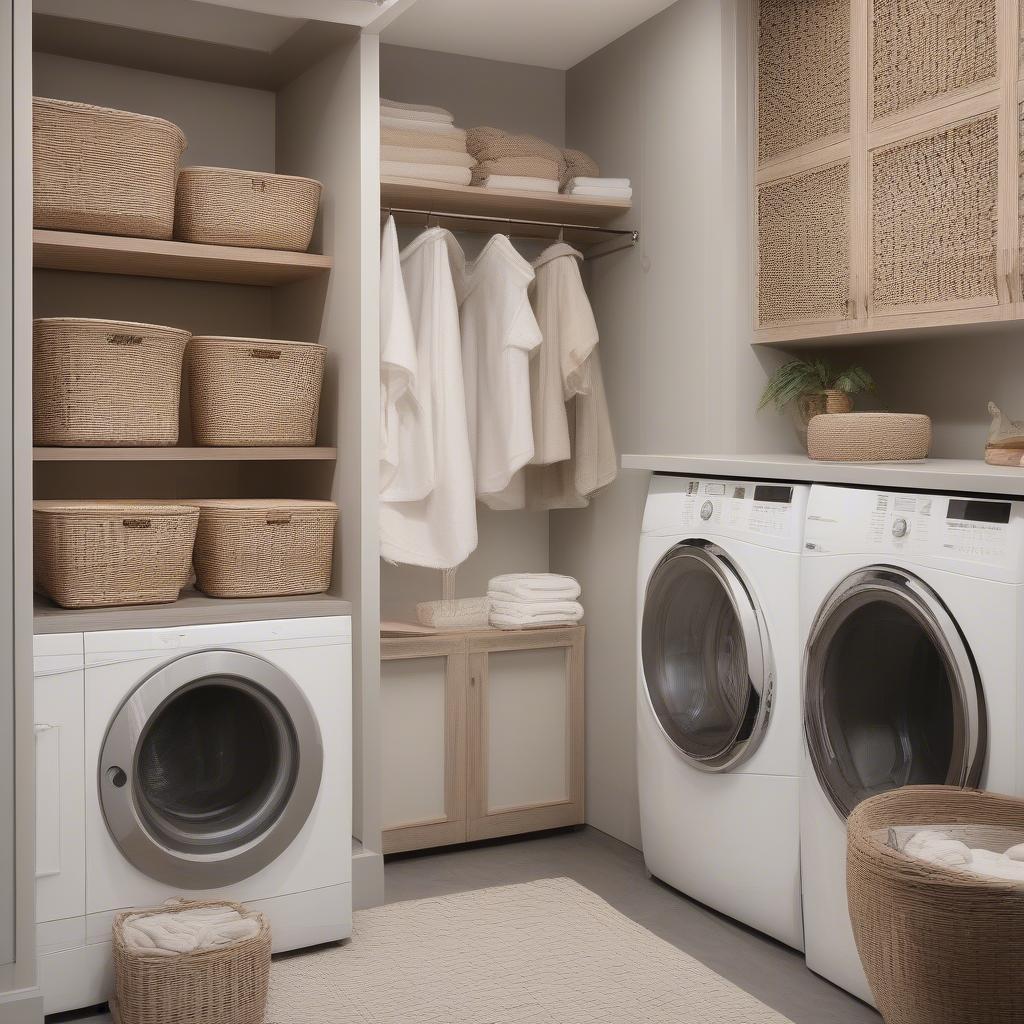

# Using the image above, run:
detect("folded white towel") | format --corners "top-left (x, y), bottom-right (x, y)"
top-left (490, 604), bottom-right (584, 630)
top-left (567, 176), bottom-right (631, 189)
top-left (381, 116), bottom-right (467, 140)
top-left (481, 175), bottom-right (559, 194)
top-left (417, 597), bottom-right (491, 630)
top-left (381, 162), bottom-right (473, 186)
top-left (490, 599), bottom-right (582, 618)
top-left (566, 184), bottom-right (633, 200)
top-left (382, 145), bottom-right (476, 168)
top-left (122, 905), bottom-right (260, 958)
top-left (489, 574), bottom-right (581, 602)
top-left (381, 101), bottom-right (454, 125)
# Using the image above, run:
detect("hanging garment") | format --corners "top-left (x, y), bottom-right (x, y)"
top-left (380, 227), bottom-right (477, 569)
top-left (450, 234), bottom-right (542, 510)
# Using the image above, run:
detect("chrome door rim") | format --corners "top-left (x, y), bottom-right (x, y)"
top-left (804, 566), bottom-right (985, 820)
top-left (641, 541), bottom-right (774, 773)
top-left (100, 649), bottom-right (323, 888)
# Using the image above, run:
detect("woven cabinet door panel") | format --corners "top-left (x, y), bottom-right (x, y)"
top-left (757, 161), bottom-right (851, 327)
top-left (758, 0), bottom-right (851, 165)
top-left (872, 0), bottom-right (997, 123)
top-left (871, 113), bottom-right (999, 312)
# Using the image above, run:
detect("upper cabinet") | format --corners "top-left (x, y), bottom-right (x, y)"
top-left (754, 0), bottom-right (1020, 345)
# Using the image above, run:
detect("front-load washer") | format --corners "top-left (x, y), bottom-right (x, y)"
top-left (637, 475), bottom-right (809, 950)
top-left (799, 485), bottom-right (1019, 1004)
top-left (35, 616), bottom-right (352, 1014)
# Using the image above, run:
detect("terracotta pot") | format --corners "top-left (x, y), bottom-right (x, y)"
top-left (794, 389), bottom-right (854, 449)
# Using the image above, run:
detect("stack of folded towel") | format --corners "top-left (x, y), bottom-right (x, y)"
top-left (467, 127), bottom-right (565, 194)
top-left (121, 903), bottom-right (261, 957)
top-left (381, 99), bottom-right (475, 187)
top-left (488, 574), bottom-right (584, 630)
top-left (564, 176), bottom-right (632, 200)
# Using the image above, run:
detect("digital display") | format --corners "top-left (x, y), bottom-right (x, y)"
top-left (754, 485), bottom-right (794, 505)
top-left (947, 499), bottom-right (1011, 524)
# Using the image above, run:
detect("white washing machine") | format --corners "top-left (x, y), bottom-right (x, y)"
top-left (34, 616), bottom-right (352, 1014)
top-left (800, 485), bottom-right (1020, 1004)
top-left (637, 475), bottom-right (809, 950)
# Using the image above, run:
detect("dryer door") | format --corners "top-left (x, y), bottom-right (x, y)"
top-left (805, 567), bottom-right (986, 820)
top-left (641, 541), bottom-right (773, 772)
top-left (99, 650), bottom-right (323, 888)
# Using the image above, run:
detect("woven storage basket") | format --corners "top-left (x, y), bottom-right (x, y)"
top-left (175, 166), bottom-right (321, 251)
top-left (191, 499), bottom-right (337, 598)
top-left (34, 318), bottom-right (191, 447)
top-left (807, 412), bottom-right (931, 462)
top-left (848, 786), bottom-right (1024, 1024)
top-left (187, 336), bottom-right (325, 446)
top-left (112, 899), bottom-right (270, 1024)
top-left (33, 97), bottom-right (187, 239)
top-left (33, 502), bottom-right (198, 609)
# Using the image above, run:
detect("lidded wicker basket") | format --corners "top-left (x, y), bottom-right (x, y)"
top-left (112, 899), bottom-right (270, 1024)
top-left (191, 499), bottom-right (338, 598)
top-left (187, 336), bottom-right (325, 447)
top-left (33, 97), bottom-right (187, 239)
top-left (33, 502), bottom-right (199, 609)
top-left (33, 318), bottom-right (191, 447)
top-left (807, 412), bottom-right (931, 462)
top-left (175, 166), bottom-right (322, 251)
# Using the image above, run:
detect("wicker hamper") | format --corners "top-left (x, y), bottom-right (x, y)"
top-left (175, 166), bottom-right (322, 251)
top-left (33, 97), bottom-right (187, 239)
top-left (187, 336), bottom-right (325, 446)
top-left (847, 786), bottom-right (1024, 1024)
top-left (34, 318), bottom-right (191, 447)
top-left (33, 502), bottom-right (199, 609)
top-left (191, 499), bottom-right (338, 598)
top-left (112, 899), bottom-right (270, 1024)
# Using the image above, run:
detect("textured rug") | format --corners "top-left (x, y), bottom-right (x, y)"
top-left (266, 877), bottom-right (794, 1023)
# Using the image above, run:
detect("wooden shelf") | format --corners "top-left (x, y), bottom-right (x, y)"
top-left (34, 590), bottom-right (352, 634)
top-left (33, 230), bottom-right (333, 286)
top-left (33, 447), bottom-right (338, 462)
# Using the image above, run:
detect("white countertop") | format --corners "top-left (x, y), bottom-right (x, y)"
top-left (620, 453), bottom-right (1024, 498)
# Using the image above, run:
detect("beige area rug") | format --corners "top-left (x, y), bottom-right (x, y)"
top-left (266, 877), bottom-right (794, 1024)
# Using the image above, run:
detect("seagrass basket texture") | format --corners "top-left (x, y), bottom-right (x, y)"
top-left (111, 899), bottom-right (270, 1024)
top-left (33, 97), bottom-right (187, 239)
top-left (33, 318), bottom-right (191, 447)
top-left (847, 786), bottom-right (1024, 1024)
top-left (175, 166), bottom-right (321, 251)
top-left (191, 499), bottom-right (338, 598)
top-left (807, 412), bottom-right (931, 462)
top-left (33, 502), bottom-right (198, 609)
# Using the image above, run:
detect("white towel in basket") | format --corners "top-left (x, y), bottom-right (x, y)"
top-left (122, 905), bottom-right (259, 957)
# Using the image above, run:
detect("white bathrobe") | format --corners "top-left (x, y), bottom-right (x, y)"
top-left (379, 227), bottom-right (478, 570)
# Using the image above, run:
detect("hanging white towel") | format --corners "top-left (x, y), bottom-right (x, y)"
top-left (380, 228), bottom-right (478, 569)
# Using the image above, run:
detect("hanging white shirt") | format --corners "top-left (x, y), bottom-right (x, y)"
top-left (380, 227), bottom-right (478, 569)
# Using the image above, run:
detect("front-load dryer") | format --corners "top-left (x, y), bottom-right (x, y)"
top-left (637, 474), bottom-right (809, 950)
top-left (799, 485), bottom-right (1020, 1004)
top-left (36, 616), bottom-right (352, 1014)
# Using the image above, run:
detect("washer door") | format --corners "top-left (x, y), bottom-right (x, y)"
top-left (641, 541), bottom-right (773, 772)
top-left (805, 567), bottom-right (986, 820)
top-left (100, 650), bottom-right (323, 888)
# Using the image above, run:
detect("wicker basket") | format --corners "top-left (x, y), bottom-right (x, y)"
top-left (33, 502), bottom-right (199, 609)
top-left (848, 786), bottom-right (1024, 1024)
top-left (807, 412), bottom-right (931, 462)
top-left (191, 499), bottom-right (337, 598)
top-left (112, 899), bottom-right (270, 1024)
top-left (34, 318), bottom-right (191, 447)
top-left (175, 166), bottom-right (321, 251)
top-left (187, 336), bottom-right (325, 447)
top-left (33, 97), bottom-right (187, 239)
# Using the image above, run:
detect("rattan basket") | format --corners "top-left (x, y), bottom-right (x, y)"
top-left (848, 786), bottom-right (1024, 1024)
top-left (33, 502), bottom-right (199, 609)
top-left (33, 318), bottom-right (191, 447)
top-left (807, 412), bottom-right (931, 462)
top-left (175, 166), bottom-right (321, 251)
top-left (33, 97), bottom-right (187, 239)
top-left (112, 899), bottom-right (270, 1024)
top-left (187, 336), bottom-right (325, 446)
top-left (191, 499), bottom-right (337, 598)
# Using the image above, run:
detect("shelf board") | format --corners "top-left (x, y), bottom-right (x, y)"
top-left (34, 590), bottom-right (352, 634)
top-left (33, 229), bottom-right (333, 286)
top-left (33, 447), bottom-right (337, 462)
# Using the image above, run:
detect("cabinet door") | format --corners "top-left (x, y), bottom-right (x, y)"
top-left (467, 628), bottom-right (584, 842)
top-left (380, 637), bottom-right (467, 854)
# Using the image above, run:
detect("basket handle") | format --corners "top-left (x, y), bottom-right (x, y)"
top-left (250, 348), bottom-right (282, 360)
top-left (122, 518), bottom-right (152, 529)
top-left (106, 333), bottom-right (144, 347)
top-left (266, 512), bottom-right (292, 525)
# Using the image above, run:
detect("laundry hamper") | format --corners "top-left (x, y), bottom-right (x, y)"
top-left (33, 97), bottom-right (186, 238)
top-left (187, 336), bottom-right (325, 446)
top-left (33, 502), bottom-right (199, 608)
top-left (175, 166), bottom-right (322, 251)
top-left (34, 318), bottom-right (191, 447)
top-left (191, 499), bottom-right (338, 598)
top-left (847, 786), bottom-right (1024, 1024)
top-left (111, 899), bottom-right (270, 1024)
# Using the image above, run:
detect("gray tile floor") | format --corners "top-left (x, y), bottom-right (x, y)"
top-left (52, 826), bottom-right (879, 1024)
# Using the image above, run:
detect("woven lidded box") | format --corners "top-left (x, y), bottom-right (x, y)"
top-left (807, 412), bottom-right (931, 462)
